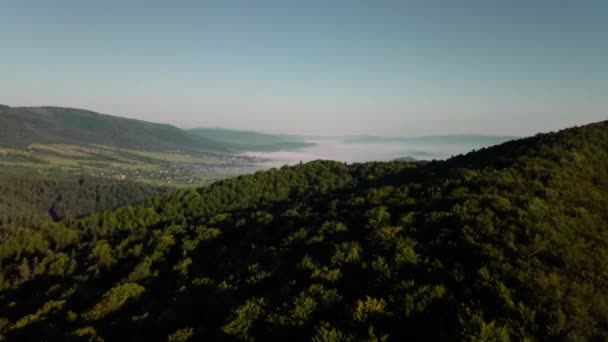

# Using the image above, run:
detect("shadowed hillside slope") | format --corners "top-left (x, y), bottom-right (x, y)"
top-left (0, 173), bottom-right (167, 228)
top-left (0, 105), bottom-right (228, 152)
top-left (0, 121), bottom-right (607, 341)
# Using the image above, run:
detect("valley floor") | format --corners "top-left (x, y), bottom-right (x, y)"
top-left (0, 143), bottom-right (263, 187)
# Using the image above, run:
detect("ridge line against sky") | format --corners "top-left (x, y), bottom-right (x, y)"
top-left (2, 103), bottom-right (524, 139)
top-left (1, 1), bottom-right (606, 136)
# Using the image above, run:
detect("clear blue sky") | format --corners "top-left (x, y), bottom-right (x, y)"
top-left (1, 1), bottom-right (606, 135)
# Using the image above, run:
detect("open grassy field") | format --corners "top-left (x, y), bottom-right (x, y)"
top-left (0, 143), bottom-right (263, 187)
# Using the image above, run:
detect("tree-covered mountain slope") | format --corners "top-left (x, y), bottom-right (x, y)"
top-left (0, 172), bottom-right (167, 228)
top-left (0, 121), bottom-right (607, 341)
top-left (0, 105), bottom-right (228, 152)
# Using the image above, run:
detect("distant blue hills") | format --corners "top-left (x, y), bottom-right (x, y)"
top-left (187, 127), bottom-right (315, 152)
top-left (0, 105), bottom-right (518, 155)
top-left (341, 134), bottom-right (518, 145)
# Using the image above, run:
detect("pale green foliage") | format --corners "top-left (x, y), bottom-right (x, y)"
top-left (319, 221), bottom-right (348, 235)
top-left (353, 297), bottom-right (387, 322)
top-left (399, 212), bottom-right (415, 227)
top-left (311, 267), bottom-right (342, 282)
top-left (289, 294), bottom-right (317, 326)
top-left (129, 243), bottom-right (144, 258)
top-left (167, 327), bottom-right (195, 342)
top-left (11, 299), bottom-right (66, 330)
top-left (17, 257), bottom-right (31, 282)
top-left (282, 208), bottom-right (300, 218)
top-left (0, 317), bottom-right (9, 333)
top-left (370, 226), bottom-right (403, 250)
top-left (367, 325), bottom-right (389, 342)
top-left (298, 255), bottom-right (318, 270)
top-left (268, 284), bottom-right (342, 328)
top-left (366, 206), bottom-right (391, 228)
top-left (254, 211), bottom-right (274, 225)
top-left (192, 277), bottom-right (214, 287)
top-left (221, 298), bottom-right (266, 340)
top-left (393, 238), bottom-right (419, 265)
top-left (209, 213), bottom-right (230, 224)
top-left (71, 326), bottom-right (103, 342)
top-left (66, 310), bottom-right (78, 321)
top-left (246, 263), bottom-right (270, 284)
top-left (402, 283), bottom-right (446, 317)
top-left (181, 239), bottom-right (198, 254)
top-left (84, 283), bottom-right (145, 321)
top-left (282, 228), bottom-right (309, 246)
top-left (371, 256), bottom-right (392, 280)
top-left (150, 231), bottom-right (176, 260)
top-left (89, 240), bottom-right (116, 270)
top-left (312, 321), bottom-right (347, 342)
top-left (331, 241), bottom-right (362, 266)
top-left (306, 284), bottom-right (342, 307)
top-left (459, 310), bottom-right (510, 342)
top-left (127, 257), bottom-right (154, 282)
top-left (195, 226), bottom-right (222, 241)
top-left (173, 257), bottom-right (192, 277)
top-left (43, 252), bottom-right (77, 276)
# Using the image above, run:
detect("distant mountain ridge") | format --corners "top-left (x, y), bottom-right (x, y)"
top-left (0, 105), bottom-right (315, 153)
top-left (342, 134), bottom-right (517, 145)
top-left (1, 105), bottom-right (519, 157)
top-left (0, 105), bottom-right (228, 152)
top-left (188, 127), bottom-right (315, 152)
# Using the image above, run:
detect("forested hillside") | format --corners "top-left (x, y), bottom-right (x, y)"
top-left (0, 121), bottom-right (606, 341)
top-left (0, 173), bottom-right (167, 228)
top-left (0, 105), bottom-right (228, 152)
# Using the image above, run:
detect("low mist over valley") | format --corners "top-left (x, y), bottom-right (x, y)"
top-left (0, 105), bottom-right (517, 179)
top-left (242, 135), bottom-right (517, 166)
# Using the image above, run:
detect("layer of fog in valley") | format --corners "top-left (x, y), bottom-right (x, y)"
top-left (242, 136), bottom-right (516, 167)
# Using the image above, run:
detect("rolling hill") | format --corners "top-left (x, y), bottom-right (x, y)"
top-left (0, 172), bottom-right (168, 228)
top-left (0, 105), bottom-right (228, 152)
top-left (0, 104), bottom-right (519, 158)
top-left (1, 120), bottom-right (606, 340)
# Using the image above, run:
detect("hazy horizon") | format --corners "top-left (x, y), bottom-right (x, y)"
top-left (2, 1), bottom-right (607, 136)
top-left (3, 103), bottom-right (528, 138)
top-left (0, 102), bottom-right (592, 140)
top-left (242, 138), bottom-right (514, 165)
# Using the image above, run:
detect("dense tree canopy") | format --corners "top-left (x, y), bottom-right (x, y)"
top-left (0, 173), bottom-right (166, 228)
top-left (0, 121), bottom-right (607, 341)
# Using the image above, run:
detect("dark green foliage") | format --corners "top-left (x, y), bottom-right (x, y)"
top-left (0, 173), bottom-right (166, 228)
top-left (0, 121), bottom-right (607, 341)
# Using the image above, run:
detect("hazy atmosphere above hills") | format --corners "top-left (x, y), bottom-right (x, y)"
top-left (2, 1), bottom-right (607, 136)
top-left (0, 105), bottom-right (517, 164)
